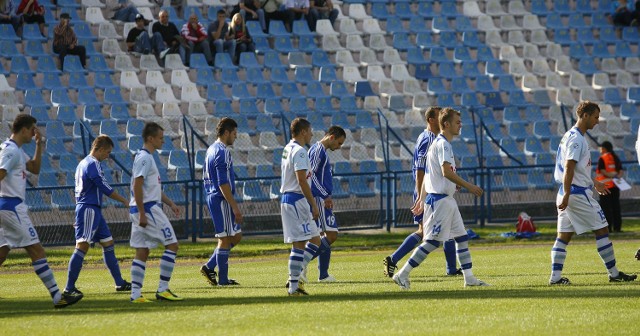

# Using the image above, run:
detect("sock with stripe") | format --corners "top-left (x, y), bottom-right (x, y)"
top-left (390, 232), bottom-right (421, 264)
top-left (301, 242), bottom-right (319, 273)
top-left (158, 250), bottom-right (177, 292)
top-left (216, 248), bottom-right (230, 284)
top-left (596, 234), bottom-right (619, 277)
top-left (454, 235), bottom-right (475, 280)
top-left (65, 248), bottom-right (85, 291)
top-left (33, 258), bottom-right (62, 303)
top-left (318, 236), bottom-right (332, 279)
top-left (550, 238), bottom-right (568, 282)
top-left (443, 239), bottom-right (458, 274)
top-left (397, 240), bottom-right (441, 276)
top-left (130, 259), bottom-right (146, 300)
top-left (205, 248), bottom-right (218, 270)
top-left (102, 245), bottom-right (125, 286)
top-left (288, 248), bottom-right (304, 293)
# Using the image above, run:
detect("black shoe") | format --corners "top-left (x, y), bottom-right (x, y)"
top-left (115, 280), bottom-right (131, 292)
top-left (55, 291), bottom-right (83, 309)
top-left (218, 279), bottom-right (240, 286)
top-left (447, 268), bottom-right (463, 276)
top-left (200, 265), bottom-right (218, 286)
top-left (383, 256), bottom-right (397, 278)
top-left (609, 271), bottom-right (638, 282)
top-left (635, 249), bottom-right (640, 260)
top-left (549, 277), bottom-right (571, 285)
top-left (288, 288), bottom-right (309, 296)
top-left (63, 287), bottom-right (83, 296)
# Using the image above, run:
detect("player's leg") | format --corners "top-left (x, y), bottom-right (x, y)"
top-left (593, 226), bottom-right (637, 282)
top-left (130, 247), bottom-right (150, 302)
top-left (384, 214), bottom-right (423, 277)
top-left (443, 239), bottom-right (460, 276)
top-left (155, 212), bottom-right (182, 300)
top-left (318, 230), bottom-right (337, 281)
top-left (65, 205), bottom-right (96, 293)
top-left (93, 212), bottom-right (129, 290)
top-left (549, 231), bottom-right (572, 285)
top-left (213, 199), bottom-right (242, 286)
top-left (202, 194), bottom-right (222, 283)
top-left (289, 239), bottom-right (309, 294)
top-left (446, 200), bottom-right (488, 287)
top-left (64, 241), bottom-right (89, 294)
top-left (0, 245), bottom-right (9, 266)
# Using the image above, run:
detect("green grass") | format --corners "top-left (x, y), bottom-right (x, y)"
top-left (1, 222), bottom-right (640, 335)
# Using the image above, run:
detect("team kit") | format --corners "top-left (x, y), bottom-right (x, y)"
top-left (0, 102), bottom-right (638, 308)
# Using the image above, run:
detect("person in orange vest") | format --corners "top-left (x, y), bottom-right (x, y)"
top-left (595, 141), bottom-right (624, 232)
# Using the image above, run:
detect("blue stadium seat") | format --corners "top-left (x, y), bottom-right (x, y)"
top-left (569, 43), bottom-right (589, 60)
top-left (576, 0), bottom-right (596, 14)
top-left (163, 184), bottom-right (186, 205)
top-left (620, 102), bottom-right (639, 120)
top-left (499, 138), bottom-right (519, 156)
top-left (462, 31), bottom-right (483, 48)
top-left (414, 64), bottom-right (433, 80)
top-left (384, 17), bottom-right (406, 34)
top-left (484, 91), bottom-right (505, 109)
top-left (77, 88), bottom-right (100, 107)
top-left (331, 113), bottom-right (353, 131)
top-left (269, 21), bottom-right (290, 38)
top-left (311, 51), bottom-right (333, 68)
top-left (615, 41), bottom-right (634, 58)
top-left (531, 0), bottom-right (552, 15)
top-left (254, 82), bottom-right (276, 101)
top-left (280, 82), bottom-right (302, 99)
top-left (37, 172), bottom-right (59, 187)
top-left (16, 74), bottom-right (37, 91)
top-left (239, 52), bottom-right (261, 70)
top-left (306, 112), bottom-right (326, 130)
top-left (100, 120), bottom-right (126, 140)
top-left (417, 1), bottom-right (435, 18)
top-left (189, 53), bottom-right (211, 69)
top-left (485, 60), bottom-right (506, 77)
top-left (347, 176), bottom-right (375, 197)
top-left (264, 50), bottom-right (287, 70)
top-left (626, 165), bottom-right (640, 184)
top-left (214, 100), bottom-right (233, 116)
top-left (242, 180), bottom-right (269, 201)
top-left (498, 76), bottom-right (519, 93)
top-left (0, 24), bottom-right (20, 41)
top-left (408, 17), bottom-right (429, 34)
top-left (83, 105), bottom-right (104, 124)
top-left (207, 82), bottom-right (228, 101)
top-left (436, 92), bottom-right (456, 107)
top-left (306, 82), bottom-right (328, 99)
top-left (475, 76), bottom-right (495, 94)
top-left (591, 41), bottom-right (612, 58)
top-left (553, 28), bottom-right (575, 45)
top-left (430, 47), bottom-right (452, 64)
top-left (477, 46), bottom-right (496, 62)
top-left (578, 57), bottom-right (598, 75)
top-left (293, 20), bottom-right (316, 38)
top-left (269, 67), bottom-right (291, 85)
top-left (438, 63), bottom-right (460, 79)
top-left (548, 136), bottom-right (562, 154)
top-left (89, 55), bottom-right (115, 74)
top-left (508, 122), bottom-right (530, 141)
top-left (158, 135), bottom-right (175, 156)
top-left (461, 93), bottom-right (482, 109)
top-left (35, 55), bottom-right (61, 75)
top-left (42, 73), bottom-right (63, 91)
top-left (294, 67), bottom-right (314, 85)
top-left (628, 87), bottom-right (640, 104)
top-left (246, 20), bottom-right (268, 39)
top-left (371, 3), bottom-right (392, 19)
top-left (25, 190), bottom-right (49, 212)
top-left (394, 2), bottom-right (415, 19)
top-left (440, 2), bottom-right (460, 18)
top-left (45, 138), bottom-right (68, 159)
top-left (264, 98), bottom-right (283, 115)
top-left (23, 24), bottom-right (46, 41)
top-left (253, 36), bottom-right (272, 54)
top-left (298, 35), bottom-right (320, 53)
top-left (503, 170), bottom-right (527, 191)
top-left (240, 98), bottom-right (260, 115)
top-left (0, 40), bottom-right (21, 58)
top-left (215, 53), bottom-right (238, 70)
top-left (407, 47), bottom-right (429, 66)
top-left (453, 47), bottom-right (472, 63)
top-left (94, 72), bottom-right (118, 89)
top-left (24, 89), bottom-right (48, 108)
top-left (195, 68), bottom-right (214, 87)
top-left (622, 26), bottom-right (640, 42)
top-left (58, 153), bottom-right (79, 172)
top-left (432, 17), bottom-right (454, 33)
top-left (462, 62), bottom-right (480, 78)
top-left (599, 27), bottom-right (619, 44)
top-left (104, 88), bottom-right (127, 105)
top-left (604, 88), bottom-right (625, 105)
top-left (56, 105), bottom-right (77, 125)
top-left (319, 67), bottom-right (338, 83)
top-left (274, 36), bottom-right (296, 54)
top-left (50, 88), bottom-right (74, 107)
top-left (569, 14), bottom-right (588, 29)
top-left (354, 81), bottom-right (375, 98)
top-left (11, 56), bottom-right (35, 75)
top-left (441, 32), bottom-right (461, 49)
top-left (576, 28), bottom-right (597, 45)
top-left (524, 137), bottom-right (546, 155)
top-left (168, 149), bottom-right (190, 170)
top-left (535, 153), bottom-right (555, 166)
top-left (547, 14), bottom-right (565, 30)
top-left (426, 77), bottom-right (447, 95)
top-left (484, 123), bottom-right (507, 141)
top-left (415, 32), bottom-right (436, 50)
top-left (231, 83), bottom-right (253, 100)
top-left (110, 104), bottom-right (131, 123)
top-left (485, 155), bottom-right (505, 168)
top-left (392, 33), bottom-right (413, 51)
top-left (508, 91), bottom-right (528, 107)
top-left (255, 164), bottom-right (274, 179)
top-left (532, 91), bottom-right (552, 108)
top-left (315, 96), bottom-right (334, 114)
top-left (127, 135), bottom-right (143, 153)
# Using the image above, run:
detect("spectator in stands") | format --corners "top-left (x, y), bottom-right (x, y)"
top-left (286, 0), bottom-right (310, 31)
top-left (53, 13), bottom-right (86, 71)
top-left (309, 0), bottom-right (337, 31)
top-left (232, 0), bottom-right (266, 32)
top-left (111, 0), bottom-right (148, 24)
top-left (229, 13), bottom-right (255, 64)
top-left (208, 9), bottom-right (236, 65)
top-left (596, 141), bottom-right (624, 233)
top-left (610, 0), bottom-right (635, 26)
top-left (17, 0), bottom-right (46, 37)
top-left (152, 9), bottom-right (188, 65)
top-left (182, 14), bottom-right (213, 66)
top-left (260, 0), bottom-right (291, 32)
top-left (0, 0), bottom-right (22, 34)
top-left (126, 14), bottom-right (165, 57)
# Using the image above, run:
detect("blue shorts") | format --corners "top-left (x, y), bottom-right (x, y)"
top-left (314, 197), bottom-right (338, 232)
top-left (206, 194), bottom-right (241, 238)
top-left (74, 204), bottom-right (113, 243)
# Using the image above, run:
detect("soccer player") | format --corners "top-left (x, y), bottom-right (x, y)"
top-left (129, 122), bottom-right (184, 303)
top-left (308, 125), bottom-right (346, 282)
top-left (0, 114), bottom-right (83, 308)
top-left (200, 118), bottom-right (242, 286)
top-left (393, 108), bottom-right (488, 290)
top-left (64, 135), bottom-right (131, 296)
top-left (550, 101), bottom-right (637, 285)
top-left (384, 107), bottom-right (460, 278)
top-left (281, 118), bottom-right (320, 295)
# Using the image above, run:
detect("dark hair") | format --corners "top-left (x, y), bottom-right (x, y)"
top-left (217, 117), bottom-right (238, 137)
top-left (217, 9), bottom-right (226, 15)
top-left (575, 101), bottom-right (600, 118)
top-left (424, 106), bottom-right (441, 122)
top-left (290, 117), bottom-right (311, 137)
top-left (12, 114), bottom-right (37, 134)
top-left (91, 134), bottom-right (114, 151)
top-left (600, 140), bottom-right (620, 163)
top-left (438, 107), bottom-right (461, 129)
top-left (325, 125), bottom-right (346, 139)
top-left (142, 122), bottom-right (164, 142)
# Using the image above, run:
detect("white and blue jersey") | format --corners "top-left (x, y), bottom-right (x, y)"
top-left (309, 141), bottom-right (338, 232)
top-left (203, 140), bottom-right (241, 237)
top-left (554, 127), bottom-right (593, 189)
top-left (129, 148), bottom-right (162, 207)
top-left (425, 134), bottom-right (457, 196)
top-left (412, 129), bottom-right (436, 224)
top-left (75, 155), bottom-right (114, 207)
top-left (74, 155), bottom-right (116, 243)
top-left (0, 139), bottom-right (29, 201)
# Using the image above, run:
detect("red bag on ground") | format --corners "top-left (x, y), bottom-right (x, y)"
top-left (516, 212), bottom-right (536, 233)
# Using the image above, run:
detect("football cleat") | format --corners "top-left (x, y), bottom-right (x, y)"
top-left (200, 265), bottom-right (218, 286)
top-left (54, 291), bottom-right (83, 309)
top-left (635, 249), bottom-right (640, 260)
top-left (63, 287), bottom-right (83, 296)
top-left (288, 288), bottom-right (309, 296)
top-left (383, 256), bottom-right (397, 278)
top-left (392, 273), bottom-right (410, 290)
top-left (549, 277), bottom-right (571, 285)
top-left (155, 289), bottom-right (184, 301)
top-left (130, 296), bottom-right (153, 303)
top-left (447, 268), bottom-right (463, 276)
top-left (318, 275), bottom-right (337, 282)
top-left (218, 279), bottom-right (240, 286)
top-left (300, 266), bottom-right (308, 283)
top-left (115, 280), bottom-right (132, 292)
top-left (609, 271), bottom-right (637, 282)
top-left (464, 278), bottom-right (490, 287)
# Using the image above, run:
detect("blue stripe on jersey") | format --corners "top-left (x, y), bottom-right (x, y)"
top-left (75, 156), bottom-right (114, 207)
top-left (309, 142), bottom-right (332, 198)
top-left (203, 141), bottom-right (235, 197)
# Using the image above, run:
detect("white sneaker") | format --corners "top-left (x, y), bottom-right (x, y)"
top-left (464, 277), bottom-right (490, 287)
top-left (159, 48), bottom-right (170, 59)
top-left (392, 273), bottom-right (410, 290)
top-left (318, 275), bottom-right (337, 282)
top-left (300, 266), bottom-right (308, 283)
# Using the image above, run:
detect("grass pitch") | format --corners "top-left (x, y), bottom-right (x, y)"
top-left (1, 223), bottom-right (639, 335)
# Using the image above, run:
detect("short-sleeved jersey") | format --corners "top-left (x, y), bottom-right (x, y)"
top-left (425, 134), bottom-right (457, 196)
top-left (203, 140), bottom-right (235, 197)
top-left (412, 129), bottom-right (436, 182)
top-left (129, 149), bottom-right (162, 206)
top-left (554, 127), bottom-right (592, 188)
top-left (309, 141), bottom-right (332, 199)
top-left (280, 140), bottom-right (310, 194)
top-left (0, 140), bottom-right (29, 201)
top-left (75, 155), bottom-right (114, 207)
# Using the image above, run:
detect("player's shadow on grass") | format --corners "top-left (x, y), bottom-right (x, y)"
top-left (2, 287), bottom-right (640, 317)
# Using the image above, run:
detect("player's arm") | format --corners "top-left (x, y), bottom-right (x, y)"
top-left (309, 151), bottom-right (329, 199)
top-left (296, 169), bottom-right (319, 220)
top-left (0, 169), bottom-right (6, 182)
top-left (442, 162), bottom-right (482, 197)
top-left (161, 191), bottom-right (180, 216)
top-left (133, 176), bottom-right (147, 227)
top-left (90, 163), bottom-right (127, 205)
top-left (25, 128), bottom-right (43, 174)
top-left (219, 183), bottom-right (242, 223)
top-left (411, 176), bottom-right (427, 216)
top-left (558, 160), bottom-right (576, 211)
